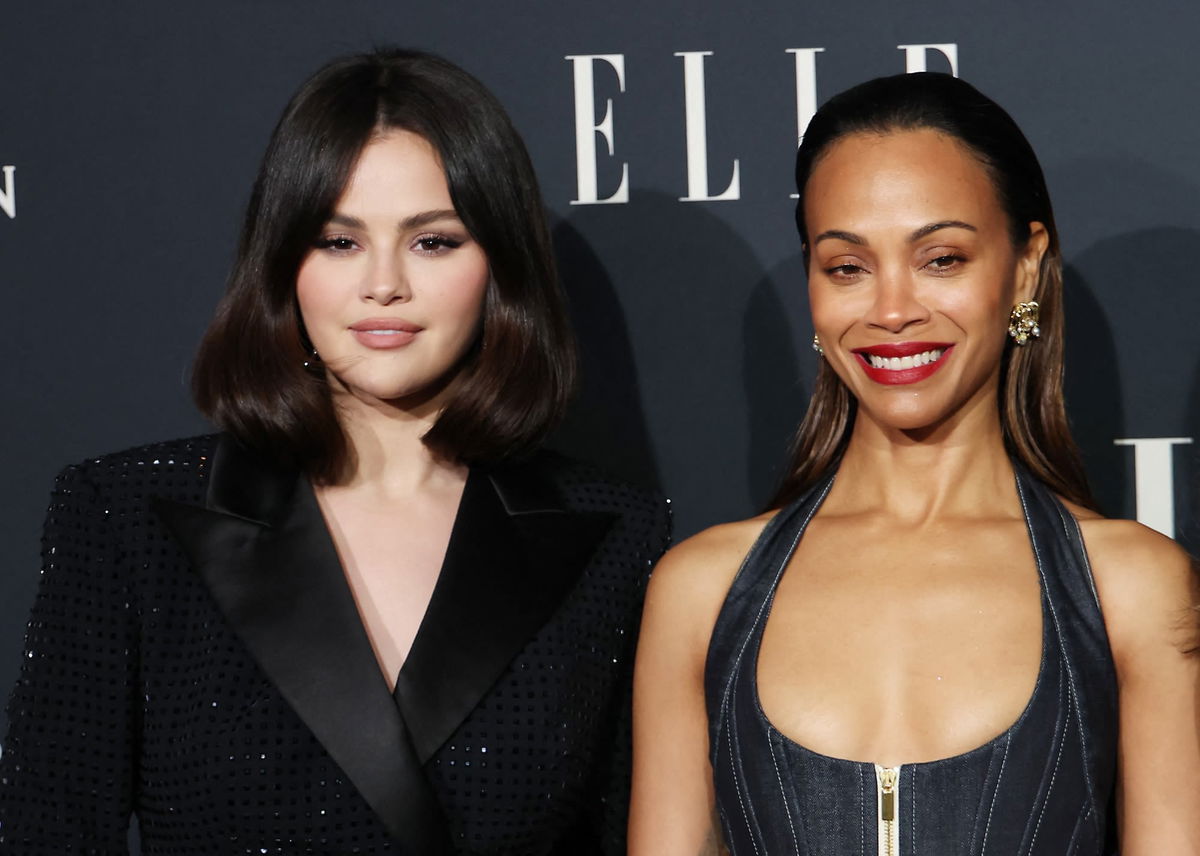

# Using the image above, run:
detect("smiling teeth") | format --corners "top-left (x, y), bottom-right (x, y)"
top-left (866, 348), bottom-right (945, 370)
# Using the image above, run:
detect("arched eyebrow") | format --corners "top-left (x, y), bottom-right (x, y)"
top-left (812, 220), bottom-right (977, 248)
top-left (812, 228), bottom-right (866, 247)
top-left (908, 220), bottom-right (976, 241)
top-left (326, 208), bottom-right (462, 231)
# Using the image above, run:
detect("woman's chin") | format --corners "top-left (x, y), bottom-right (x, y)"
top-left (856, 400), bottom-right (956, 438)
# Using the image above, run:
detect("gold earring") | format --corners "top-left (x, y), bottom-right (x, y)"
top-left (1008, 300), bottom-right (1041, 346)
top-left (812, 334), bottom-right (823, 356)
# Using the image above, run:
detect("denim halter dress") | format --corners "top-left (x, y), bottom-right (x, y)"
top-left (705, 464), bottom-right (1118, 855)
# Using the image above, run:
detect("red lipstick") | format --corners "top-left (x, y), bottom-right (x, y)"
top-left (851, 341), bottom-right (953, 386)
top-left (349, 318), bottom-right (423, 349)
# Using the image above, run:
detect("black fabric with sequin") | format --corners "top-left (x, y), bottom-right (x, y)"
top-left (0, 434), bottom-right (670, 855)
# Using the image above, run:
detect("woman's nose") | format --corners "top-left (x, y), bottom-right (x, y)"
top-left (361, 253), bottom-right (411, 304)
top-left (864, 269), bottom-right (929, 333)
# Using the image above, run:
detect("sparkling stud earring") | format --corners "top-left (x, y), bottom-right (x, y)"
top-left (811, 334), bottom-right (823, 356)
top-left (1008, 300), bottom-right (1041, 346)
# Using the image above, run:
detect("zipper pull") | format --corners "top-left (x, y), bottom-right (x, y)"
top-left (879, 767), bottom-right (898, 821)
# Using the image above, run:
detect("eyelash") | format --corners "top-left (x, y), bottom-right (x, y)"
top-left (924, 254), bottom-right (965, 273)
top-left (822, 254), bottom-right (966, 282)
top-left (314, 235), bottom-right (358, 253)
top-left (312, 233), bottom-right (466, 255)
top-left (824, 263), bottom-right (866, 283)
top-left (413, 234), bottom-right (464, 254)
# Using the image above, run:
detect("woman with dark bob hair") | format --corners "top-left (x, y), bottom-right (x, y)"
top-left (0, 48), bottom-right (668, 854)
top-left (631, 73), bottom-right (1198, 854)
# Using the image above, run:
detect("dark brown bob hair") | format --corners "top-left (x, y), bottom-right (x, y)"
top-left (772, 72), bottom-right (1095, 510)
top-left (193, 48), bottom-right (575, 482)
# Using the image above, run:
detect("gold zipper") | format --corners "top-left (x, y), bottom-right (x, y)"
top-left (876, 764), bottom-right (901, 856)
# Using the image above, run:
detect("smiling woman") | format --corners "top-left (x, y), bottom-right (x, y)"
top-left (0, 49), bottom-right (668, 855)
top-left (629, 73), bottom-right (1199, 856)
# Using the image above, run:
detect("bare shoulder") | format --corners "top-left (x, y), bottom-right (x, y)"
top-left (1074, 513), bottom-right (1195, 586)
top-left (642, 511), bottom-right (777, 647)
top-left (650, 511), bottom-right (776, 599)
top-left (1068, 505), bottom-right (1199, 657)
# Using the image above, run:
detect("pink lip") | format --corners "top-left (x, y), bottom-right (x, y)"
top-left (850, 342), bottom-right (954, 386)
top-left (349, 318), bottom-right (422, 349)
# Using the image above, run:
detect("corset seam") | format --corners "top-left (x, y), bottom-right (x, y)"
top-left (1064, 674), bottom-right (1100, 840)
top-left (727, 696), bottom-right (763, 855)
top-left (767, 731), bottom-right (800, 853)
top-left (979, 732), bottom-right (1011, 855)
top-left (910, 767), bottom-right (916, 853)
top-left (1026, 676), bottom-right (1070, 854)
top-left (1065, 803), bottom-right (1093, 855)
top-left (861, 766), bottom-right (867, 856)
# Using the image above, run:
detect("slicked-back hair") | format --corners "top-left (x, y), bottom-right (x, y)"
top-left (771, 72), bottom-right (1095, 511)
top-left (192, 48), bottom-right (575, 482)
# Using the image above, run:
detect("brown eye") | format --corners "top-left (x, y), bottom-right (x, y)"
top-left (826, 263), bottom-right (865, 281)
top-left (925, 254), bottom-right (964, 273)
top-left (413, 234), bottom-right (465, 254)
top-left (315, 236), bottom-right (357, 252)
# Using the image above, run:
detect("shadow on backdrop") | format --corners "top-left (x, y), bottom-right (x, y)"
top-left (1062, 263), bottom-right (1126, 518)
top-left (1051, 154), bottom-right (1200, 544)
top-left (1066, 227), bottom-right (1200, 552)
top-left (551, 191), bottom-right (781, 538)
top-left (744, 251), bottom-right (810, 511)
top-left (549, 215), bottom-right (662, 493)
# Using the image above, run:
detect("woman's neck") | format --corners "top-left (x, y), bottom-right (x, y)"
top-left (326, 391), bottom-right (466, 497)
top-left (832, 400), bottom-right (1019, 523)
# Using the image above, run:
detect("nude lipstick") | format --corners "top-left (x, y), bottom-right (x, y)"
top-left (851, 341), bottom-right (953, 385)
top-left (349, 318), bottom-right (423, 349)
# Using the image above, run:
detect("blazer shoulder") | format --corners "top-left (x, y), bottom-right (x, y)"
top-left (60, 433), bottom-right (220, 502)
top-left (499, 450), bottom-right (672, 563)
top-left (521, 449), bottom-right (666, 516)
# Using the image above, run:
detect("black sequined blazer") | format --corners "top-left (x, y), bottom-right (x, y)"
top-left (0, 434), bottom-right (669, 855)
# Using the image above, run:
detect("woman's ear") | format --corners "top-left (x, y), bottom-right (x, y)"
top-left (1017, 221), bottom-right (1050, 302)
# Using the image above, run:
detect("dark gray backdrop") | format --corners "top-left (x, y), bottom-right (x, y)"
top-left (2, 0), bottom-right (1197, 760)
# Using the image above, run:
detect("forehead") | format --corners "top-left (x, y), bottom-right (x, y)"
top-left (803, 129), bottom-right (1005, 239)
top-left (340, 129), bottom-right (449, 202)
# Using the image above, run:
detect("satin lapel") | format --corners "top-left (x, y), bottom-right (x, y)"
top-left (152, 437), bottom-right (452, 854)
top-left (395, 461), bottom-right (617, 763)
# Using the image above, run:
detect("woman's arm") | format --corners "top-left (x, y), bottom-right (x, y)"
top-left (628, 523), bottom-right (758, 856)
top-left (0, 466), bottom-right (137, 854)
top-left (1085, 518), bottom-right (1200, 854)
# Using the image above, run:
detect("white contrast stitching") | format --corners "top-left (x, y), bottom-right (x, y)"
top-left (861, 767), bottom-right (866, 856)
top-left (910, 768), bottom-right (915, 853)
top-left (980, 733), bottom-right (1011, 855)
top-left (1028, 676), bottom-right (1070, 853)
top-left (767, 733), bottom-right (800, 853)
top-left (727, 699), bottom-right (762, 855)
